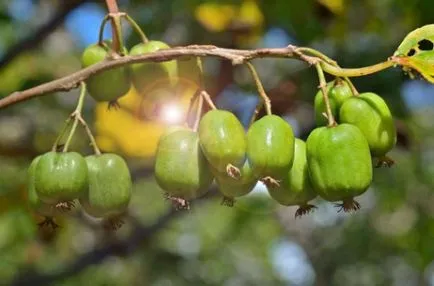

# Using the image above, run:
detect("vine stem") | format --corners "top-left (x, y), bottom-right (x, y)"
top-left (124, 14), bottom-right (149, 44)
top-left (315, 63), bottom-right (335, 127)
top-left (296, 47), bottom-right (337, 66)
top-left (62, 82), bottom-right (87, 152)
top-left (105, 0), bottom-right (121, 53)
top-left (298, 47), bottom-right (359, 95)
top-left (0, 45), bottom-right (399, 109)
top-left (245, 62), bottom-right (272, 115)
top-left (321, 60), bottom-right (394, 77)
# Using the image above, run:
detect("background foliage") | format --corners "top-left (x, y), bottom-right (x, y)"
top-left (1, 0), bottom-right (434, 285)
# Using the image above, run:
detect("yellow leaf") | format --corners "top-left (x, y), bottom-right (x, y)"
top-left (195, 3), bottom-right (236, 32)
top-left (318, 0), bottom-right (344, 15)
top-left (237, 0), bottom-right (264, 27)
top-left (94, 83), bottom-right (197, 159)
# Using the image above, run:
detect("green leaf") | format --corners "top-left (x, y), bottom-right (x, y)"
top-left (393, 24), bottom-right (434, 83)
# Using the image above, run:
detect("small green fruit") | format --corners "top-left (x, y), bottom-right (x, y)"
top-left (306, 124), bottom-right (372, 212)
top-left (246, 115), bottom-right (295, 187)
top-left (155, 128), bottom-right (214, 202)
top-left (130, 41), bottom-right (178, 94)
top-left (268, 139), bottom-right (317, 217)
top-left (213, 160), bottom-right (258, 206)
top-left (35, 151), bottom-right (88, 205)
top-left (81, 43), bottom-right (130, 102)
top-left (314, 80), bottom-right (353, 126)
top-left (79, 154), bottom-right (132, 218)
top-left (198, 110), bottom-right (246, 177)
top-left (28, 156), bottom-right (61, 217)
top-left (339, 92), bottom-right (396, 164)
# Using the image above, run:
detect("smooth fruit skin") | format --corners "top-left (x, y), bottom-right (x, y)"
top-left (314, 80), bottom-right (353, 126)
top-left (35, 152), bottom-right (88, 204)
top-left (213, 160), bottom-right (257, 198)
top-left (339, 92), bottom-right (396, 157)
top-left (198, 110), bottom-right (247, 172)
top-left (306, 124), bottom-right (372, 202)
top-left (129, 41), bottom-right (178, 94)
top-left (246, 115), bottom-right (295, 180)
top-left (155, 129), bottom-right (214, 200)
top-left (79, 154), bottom-right (132, 218)
top-left (268, 139), bottom-right (316, 206)
top-left (28, 156), bottom-right (60, 217)
top-left (81, 44), bottom-right (130, 102)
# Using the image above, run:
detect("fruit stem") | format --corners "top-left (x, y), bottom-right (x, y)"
top-left (315, 63), bottom-right (336, 127)
top-left (249, 103), bottom-right (263, 126)
top-left (97, 15), bottom-right (111, 46)
top-left (344, 77), bottom-right (359, 96)
top-left (321, 59), bottom-right (394, 77)
top-left (196, 57), bottom-right (205, 89)
top-left (193, 91), bottom-right (203, 131)
top-left (51, 116), bottom-right (73, 152)
top-left (186, 89), bottom-right (200, 127)
top-left (245, 62), bottom-right (272, 115)
top-left (201, 90), bottom-right (217, 110)
top-left (123, 14), bottom-right (149, 44)
top-left (77, 115), bottom-right (102, 155)
top-left (62, 82), bottom-right (87, 152)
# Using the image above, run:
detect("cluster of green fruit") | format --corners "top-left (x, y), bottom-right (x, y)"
top-left (81, 39), bottom-right (177, 105)
top-left (155, 78), bottom-right (396, 215)
top-left (27, 151), bottom-right (132, 228)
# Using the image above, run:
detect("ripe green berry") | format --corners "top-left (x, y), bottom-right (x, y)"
top-left (35, 151), bottom-right (88, 206)
top-left (81, 43), bottom-right (130, 102)
top-left (129, 41), bottom-right (178, 94)
top-left (79, 154), bottom-right (132, 218)
top-left (246, 115), bottom-right (295, 188)
top-left (306, 124), bottom-right (372, 212)
top-left (28, 156), bottom-right (61, 217)
top-left (198, 110), bottom-right (246, 178)
top-left (339, 92), bottom-right (396, 166)
top-left (314, 80), bottom-right (353, 126)
top-left (268, 139), bottom-right (317, 217)
top-left (213, 160), bottom-right (258, 206)
top-left (155, 128), bottom-right (214, 205)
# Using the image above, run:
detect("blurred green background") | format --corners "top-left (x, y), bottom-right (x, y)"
top-left (1, 0), bottom-right (434, 285)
